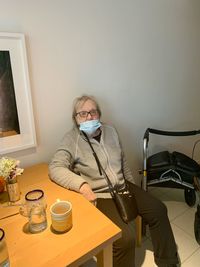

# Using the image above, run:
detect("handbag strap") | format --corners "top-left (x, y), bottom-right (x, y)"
top-left (81, 131), bottom-right (116, 197)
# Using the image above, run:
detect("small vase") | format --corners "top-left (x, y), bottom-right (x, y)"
top-left (6, 176), bottom-right (20, 202)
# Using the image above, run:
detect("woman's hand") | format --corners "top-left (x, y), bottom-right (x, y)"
top-left (79, 183), bottom-right (97, 204)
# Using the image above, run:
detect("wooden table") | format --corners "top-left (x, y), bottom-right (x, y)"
top-left (0, 163), bottom-right (121, 267)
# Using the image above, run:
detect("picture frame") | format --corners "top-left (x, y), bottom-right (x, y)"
top-left (0, 32), bottom-right (36, 154)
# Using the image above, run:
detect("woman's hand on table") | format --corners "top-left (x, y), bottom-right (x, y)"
top-left (79, 183), bottom-right (97, 205)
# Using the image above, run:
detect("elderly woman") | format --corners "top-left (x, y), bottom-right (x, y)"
top-left (49, 95), bottom-right (179, 267)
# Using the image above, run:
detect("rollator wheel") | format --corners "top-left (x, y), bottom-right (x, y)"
top-left (184, 188), bottom-right (196, 207)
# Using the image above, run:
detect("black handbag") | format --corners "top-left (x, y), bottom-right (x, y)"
top-left (82, 131), bottom-right (138, 223)
top-left (112, 180), bottom-right (138, 223)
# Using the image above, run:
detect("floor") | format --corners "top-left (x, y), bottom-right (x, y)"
top-left (82, 186), bottom-right (200, 267)
top-left (135, 186), bottom-right (200, 267)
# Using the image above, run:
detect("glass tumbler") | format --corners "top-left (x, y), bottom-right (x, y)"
top-left (20, 189), bottom-right (47, 233)
top-left (0, 228), bottom-right (10, 267)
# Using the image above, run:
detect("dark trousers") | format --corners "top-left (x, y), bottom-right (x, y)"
top-left (97, 183), bottom-right (179, 267)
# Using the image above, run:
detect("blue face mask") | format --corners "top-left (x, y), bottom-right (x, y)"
top-left (79, 119), bottom-right (102, 136)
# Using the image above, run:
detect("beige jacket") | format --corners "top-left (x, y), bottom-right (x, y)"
top-left (49, 123), bottom-right (135, 198)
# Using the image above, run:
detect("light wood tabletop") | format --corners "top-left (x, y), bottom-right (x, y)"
top-left (0, 163), bottom-right (121, 267)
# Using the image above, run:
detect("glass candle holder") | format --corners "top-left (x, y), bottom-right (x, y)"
top-left (0, 228), bottom-right (10, 267)
top-left (50, 200), bottom-right (73, 233)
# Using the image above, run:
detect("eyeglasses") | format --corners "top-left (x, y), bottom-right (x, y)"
top-left (76, 109), bottom-right (99, 118)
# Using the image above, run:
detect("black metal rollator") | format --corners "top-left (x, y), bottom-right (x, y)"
top-left (142, 128), bottom-right (200, 245)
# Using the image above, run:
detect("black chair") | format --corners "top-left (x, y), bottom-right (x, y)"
top-left (142, 128), bottom-right (200, 206)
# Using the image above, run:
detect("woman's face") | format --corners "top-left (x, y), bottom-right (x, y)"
top-left (75, 99), bottom-right (100, 125)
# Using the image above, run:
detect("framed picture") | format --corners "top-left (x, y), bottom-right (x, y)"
top-left (0, 32), bottom-right (36, 154)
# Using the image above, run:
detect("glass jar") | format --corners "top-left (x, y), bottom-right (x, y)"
top-left (19, 189), bottom-right (47, 233)
top-left (6, 176), bottom-right (20, 202)
top-left (0, 228), bottom-right (10, 267)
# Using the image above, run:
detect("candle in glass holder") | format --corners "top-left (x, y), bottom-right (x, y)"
top-left (50, 200), bottom-right (73, 233)
top-left (0, 228), bottom-right (10, 267)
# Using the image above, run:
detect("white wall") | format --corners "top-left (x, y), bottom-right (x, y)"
top-left (1, 0), bottom-right (200, 176)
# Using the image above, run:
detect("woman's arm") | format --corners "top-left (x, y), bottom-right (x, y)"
top-left (49, 148), bottom-right (87, 191)
top-left (121, 153), bottom-right (136, 184)
top-left (49, 135), bottom-right (97, 202)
